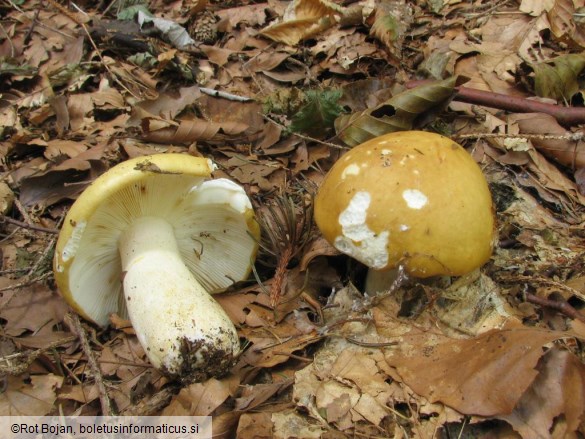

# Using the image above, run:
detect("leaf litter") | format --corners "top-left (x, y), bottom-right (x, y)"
top-left (1, 0), bottom-right (585, 437)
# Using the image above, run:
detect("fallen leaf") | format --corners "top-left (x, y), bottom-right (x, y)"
top-left (335, 76), bottom-right (460, 146)
top-left (234, 379), bottom-right (293, 412)
top-left (384, 326), bottom-right (570, 416)
top-left (260, 0), bottom-right (345, 46)
top-left (0, 374), bottom-right (63, 415)
top-left (498, 347), bottom-right (585, 438)
top-left (163, 378), bottom-right (233, 416)
top-left (0, 284), bottom-right (69, 337)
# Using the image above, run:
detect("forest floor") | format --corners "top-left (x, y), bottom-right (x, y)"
top-left (1, 0), bottom-right (585, 438)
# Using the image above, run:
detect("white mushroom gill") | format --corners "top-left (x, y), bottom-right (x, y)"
top-left (334, 191), bottom-right (389, 269)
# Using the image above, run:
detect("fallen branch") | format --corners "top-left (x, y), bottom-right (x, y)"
top-left (524, 292), bottom-right (585, 323)
top-left (405, 80), bottom-right (585, 126)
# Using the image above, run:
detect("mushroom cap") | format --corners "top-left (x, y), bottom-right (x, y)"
top-left (54, 154), bottom-right (260, 326)
top-left (314, 131), bottom-right (495, 278)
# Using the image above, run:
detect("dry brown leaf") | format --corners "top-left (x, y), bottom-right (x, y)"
top-left (384, 327), bottom-right (570, 416)
top-left (520, 0), bottom-right (555, 15)
top-left (141, 118), bottom-right (221, 144)
top-left (547, 0), bottom-right (585, 48)
top-left (127, 86), bottom-right (201, 127)
top-left (44, 139), bottom-right (88, 160)
top-left (18, 144), bottom-right (108, 207)
top-left (0, 284), bottom-right (68, 337)
top-left (498, 347), bottom-right (585, 438)
top-left (216, 4), bottom-right (270, 30)
top-left (242, 52), bottom-right (290, 74)
top-left (14, 331), bottom-right (74, 349)
top-left (236, 412), bottom-right (273, 439)
top-left (271, 409), bottom-right (326, 439)
top-left (163, 378), bottom-right (233, 416)
top-left (215, 293), bottom-right (257, 325)
top-left (234, 380), bottom-right (293, 412)
top-left (510, 113), bottom-right (585, 169)
top-left (260, 0), bottom-right (345, 46)
top-left (58, 383), bottom-right (100, 404)
top-left (0, 374), bottom-right (63, 415)
top-left (239, 313), bottom-right (320, 369)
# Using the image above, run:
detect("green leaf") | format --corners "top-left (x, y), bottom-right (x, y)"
top-left (533, 53), bottom-right (585, 102)
top-left (117, 4), bottom-right (152, 21)
top-left (289, 89), bottom-right (344, 138)
top-left (335, 76), bottom-right (460, 147)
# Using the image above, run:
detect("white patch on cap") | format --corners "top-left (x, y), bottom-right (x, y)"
top-left (335, 191), bottom-right (389, 269)
top-left (402, 189), bottom-right (428, 209)
top-left (381, 149), bottom-right (392, 155)
top-left (399, 224), bottom-right (410, 232)
top-left (61, 220), bottom-right (87, 262)
top-left (341, 163), bottom-right (360, 180)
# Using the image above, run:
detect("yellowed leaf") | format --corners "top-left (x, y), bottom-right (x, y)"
top-left (260, 0), bottom-right (345, 45)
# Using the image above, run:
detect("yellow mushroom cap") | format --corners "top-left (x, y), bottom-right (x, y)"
top-left (314, 131), bottom-right (495, 278)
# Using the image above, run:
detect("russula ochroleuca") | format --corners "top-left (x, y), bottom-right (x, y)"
top-left (54, 154), bottom-right (259, 382)
top-left (314, 131), bottom-right (495, 287)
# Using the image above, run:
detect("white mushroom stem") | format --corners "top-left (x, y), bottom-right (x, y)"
top-left (118, 216), bottom-right (239, 379)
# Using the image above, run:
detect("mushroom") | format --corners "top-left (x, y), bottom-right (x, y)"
top-left (314, 131), bottom-right (495, 291)
top-left (53, 154), bottom-right (260, 382)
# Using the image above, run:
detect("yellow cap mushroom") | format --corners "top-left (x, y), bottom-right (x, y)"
top-left (54, 154), bottom-right (260, 382)
top-left (314, 131), bottom-right (495, 278)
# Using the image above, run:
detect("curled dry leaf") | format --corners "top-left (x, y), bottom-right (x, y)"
top-left (260, 0), bottom-right (346, 46)
top-left (510, 113), bottom-right (585, 169)
top-left (335, 76), bottom-right (460, 146)
top-left (547, 0), bottom-right (585, 48)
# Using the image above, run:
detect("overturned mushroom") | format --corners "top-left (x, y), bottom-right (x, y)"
top-left (54, 154), bottom-right (259, 382)
top-left (314, 131), bottom-right (495, 291)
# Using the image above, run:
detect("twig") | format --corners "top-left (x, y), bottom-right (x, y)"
top-left (0, 271), bottom-right (51, 293)
top-left (345, 337), bottom-right (398, 348)
top-left (27, 230), bottom-right (59, 277)
top-left (199, 87), bottom-right (253, 102)
top-left (121, 385), bottom-right (179, 416)
top-left (455, 132), bottom-right (585, 142)
top-left (0, 215), bottom-right (59, 234)
top-left (497, 274), bottom-right (585, 303)
top-left (0, 336), bottom-right (76, 375)
top-left (12, 198), bottom-right (33, 227)
top-left (523, 292), bottom-right (585, 323)
top-left (70, 313), bottom-right (116, 415)
top-left (405, 80), bottom-right (585, 126)
top-left (263, 115), bottom-right (350, 149)
top-left (6, 0), bottom-right (76, 40)
top-left (271, 351), bottom-right (314, 362)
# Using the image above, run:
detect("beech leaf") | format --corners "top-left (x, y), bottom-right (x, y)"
top-left (532, 53), bottom-right (585, 101)
top-left (335, 76), bottom-right (460, 147)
